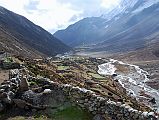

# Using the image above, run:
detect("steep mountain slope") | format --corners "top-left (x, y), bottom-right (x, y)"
top-left (54, 17), bottom-right (107, 47)
top-left (92, 3), bottom-right (159, 52)
top-left (0, 26), bottom-right (43, 58)
top-left (0, 6), bottom-right (70, 57)
top-left (54, 0), bottom-right (159, 58)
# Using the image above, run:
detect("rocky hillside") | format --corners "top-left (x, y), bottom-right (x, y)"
top-left (0, 6), bottom-right (71, 58)
top-left (54, 0), bottom-right (159, 58)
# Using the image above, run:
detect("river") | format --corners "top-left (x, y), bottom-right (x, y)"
top-left (98, 59), bottom-right (159, 112)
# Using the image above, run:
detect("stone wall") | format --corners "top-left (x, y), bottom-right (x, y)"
top-left (0, 69), bottom-right (158, 120)
top-left (50, 83), bottom-right (158, 120)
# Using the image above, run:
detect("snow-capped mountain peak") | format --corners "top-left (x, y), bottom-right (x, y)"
top-left (101, 0), bottom-right (159, 20)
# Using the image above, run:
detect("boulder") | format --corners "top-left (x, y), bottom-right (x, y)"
top-left (43, 89), bottom-right (52, 94)
top-left (19, 77), bottom-right (29, 92)
top-left (1, 92), bottom-right (12, 104)
top-left (8, 91), bottom-right (15, 99)
top-left (0, 102), bottom-right (4, 112)
top-left (149, 98), bottom-right (156, 104)
top-left (13, 99), bottom-right (26, 109)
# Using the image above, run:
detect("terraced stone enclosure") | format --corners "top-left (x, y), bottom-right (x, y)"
top-left (0, 56), bottom-right (158, 120)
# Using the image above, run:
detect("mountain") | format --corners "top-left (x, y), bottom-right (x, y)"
top-left (91, 2), bottom-right (159, 52)
top-left (0, 6), bottom-right (70, 58)
top-left (54, 0), bottom-right (159, 58)
top-left (54, 17), bottom-right (107, 47)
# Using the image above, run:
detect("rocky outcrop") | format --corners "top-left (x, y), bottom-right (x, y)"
top-left (0, 69), bottom-right (68, 113)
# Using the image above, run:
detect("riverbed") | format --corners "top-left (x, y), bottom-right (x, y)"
top-left (98, 59), bottom-right (159, 112)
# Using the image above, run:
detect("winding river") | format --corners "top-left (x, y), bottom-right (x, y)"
top-left (98, 59), bottom-right (159, 112)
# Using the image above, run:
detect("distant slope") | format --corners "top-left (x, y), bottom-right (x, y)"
top-left (91, 3), bottom-right (159, 53)
top-left (54, 17), bottom-right (106, 47)
top-left (54, 0), bottom-right (159, 58)
top-left (111, 32), bottom-right (159, 62)
top-left (0, 6), bottom-right (70, 58)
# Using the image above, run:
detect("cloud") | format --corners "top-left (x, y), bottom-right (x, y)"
top-left (0, 0), bottom-right (120, 33)
top-left (101, 0), bottom-right (120, 8)
top-left (24, 0), bottom-right (39, 11)
top-left (26, 0), bottom-right (83, 32)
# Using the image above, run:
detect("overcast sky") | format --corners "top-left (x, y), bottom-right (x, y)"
top-left (0, 0), bottom-right (120, 33)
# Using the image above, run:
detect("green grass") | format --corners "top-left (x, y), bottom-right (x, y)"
top-left (29, 81), bottom-right (37, 86)
top-left (88, 73), bottom-right (105, 79)
top-left (53, 106), bottom-right (92, 120)
top-left (4, 57), bottom-right (13, 63)
top-left (7, 116), bottom-right (26, 120)
top-left (57, 66), bottom-right (69, 70)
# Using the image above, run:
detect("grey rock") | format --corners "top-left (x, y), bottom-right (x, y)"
top-left (0, 84), bottom-right (10, 90)
top-left (78, 100), bottom-right (84, 104)
top-left (19, 77), bottom-right (29, 92)
top-left (0, 102), bottom-right (4, 112)
top-left (0, 89), bottom-right (5, 93)
top-left (13, 99), bottom-right (26, 109)
top-left (93, 114), bottom-right (105, 120)
top-left (8, 91), bottom-right (15, 99)
top-left (1, 92), bottom-right (12, 104)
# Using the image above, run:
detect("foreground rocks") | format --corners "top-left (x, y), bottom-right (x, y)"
top-left (0, 68), bottom-right (158, 120)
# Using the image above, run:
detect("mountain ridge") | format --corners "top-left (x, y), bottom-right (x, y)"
top-left (0, 6), bottom-right (71, 58)
top-left (54, 0), bottom-right (159, 60)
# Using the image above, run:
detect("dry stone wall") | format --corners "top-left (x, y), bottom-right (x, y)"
top-left (52, 83), bottom-right (158, 120)
top-left (0, 69), bottom-right (158, 120)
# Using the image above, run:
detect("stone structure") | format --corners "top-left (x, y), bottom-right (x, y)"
top-left (49, 83), bottom-right (158, 120)
top-left (0, 69), bottom-right (158, 120)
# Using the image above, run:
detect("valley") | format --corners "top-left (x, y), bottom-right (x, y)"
top-left (0, 54), bottom-right (158, 120)
top-left (0, 0), bottom-right (159, 119)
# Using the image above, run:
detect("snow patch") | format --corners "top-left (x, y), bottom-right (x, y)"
top-left (133, 0), bottom-right (159, 13)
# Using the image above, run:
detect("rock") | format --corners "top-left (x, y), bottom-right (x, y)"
top-left (10, 69), bottom-right (19, 78)
top-left (13, 99), bottom-right (26, 109)
top-left (0, 102), bottom-right (4, 112)
top-left (32, 87), bottom-right (43, 93)
top-left (142, 112), bottom-right (148, 117)
top-left (1, 92), bottom-right (12, 104)
top-left (149, 98), bottom-right (156, 104)
top-left (148, 112), bottom-right (155, 117)
top-left (78, 100), bottom-right (84, 104)
top-left (84, 99), bottom-right (88, 102)
top-left (19, 77), bottom-right (29, 92)
top-left (22, 90), bottom-right (36, 100)
top-left (43, 89), bottom-right (52, 94)
top-left (88, 106), bottom-right (94, 112)
top-left (0, 89), bottom-right (5, 93)
top-left (112, 74), bottom-right (118, 77)
top-left (79, 104), bottom-right (85, 108)
top-left (93, 114), bottom-right (105, 120)
top-left (10, 78), bottom-right (20, 85)
top-left (85, 80), bottom-right (96, 85)
top-left (32, 109), bottom-right (37, 113)
top-left (8, 91), bottom-right (15, 99)
top-left (0, 84), bottom-right (11, 90)
top-left (1, 80), bottom-right (11, 85)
